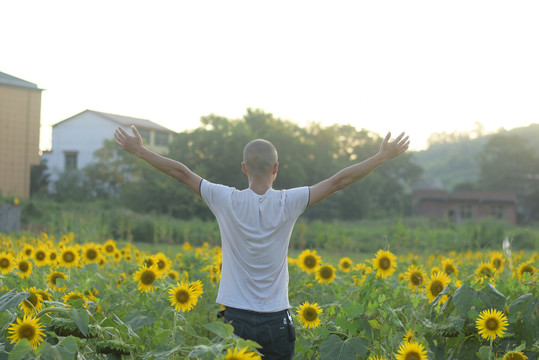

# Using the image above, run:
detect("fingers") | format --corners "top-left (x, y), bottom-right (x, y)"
top-left (383, 132), bottom-right (391, 144)
top-left (131, 125), bottom-right (142, 140)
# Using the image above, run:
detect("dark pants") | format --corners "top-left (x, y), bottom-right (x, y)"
top-left (224, 306), bottom-right (295, 360)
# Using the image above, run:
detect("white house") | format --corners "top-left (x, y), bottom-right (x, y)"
top-left (42, 109), bottom-right (176, 188)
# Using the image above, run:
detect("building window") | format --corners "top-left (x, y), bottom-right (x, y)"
top-left (491, 205), bottom-right (503, 219)
top-left (137, 128), bottom-right (151, 144)
top-left (154, 131), bottom-right (169, 146)
top-left (64, 152), bottom-right (78, 171)
top-left (460, 204), bottom-right (472, 219)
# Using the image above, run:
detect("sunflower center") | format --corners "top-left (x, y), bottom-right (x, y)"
top-left (63, 251), bottom-right (75, 263)
top-left (50, 253), bottom-right (57, 260)
top-left (141, 270), bottom-right (156, 285)
top-left (19, 261), bottom-right (29, 272)
top-left (411, 273), bottom-right (423, 285)
top-left (485, 318), bottom-right (499, 331)
top-left (379, 257), bottom-right (390, 270)
top-left (19, 324), bottom-right (36, 339)
top-left (51, 273), bottom-right (65, 285)
top-left (157, 260), bottom-right (166, 269)
top-left (0, 258), bottom-right (10, 268)
top-left (444, 265), bottom-right (455, 275)
top-left (430, 280), bottom-right (444, 295)
top-left (25, 293), bottom-right (39, 307)
top-left (86, 249), bottom-right (98, 260)
top-left (521, 265), bottom-right (534, 275)
top-left (105, 245), bottom-right (114, 253)
top-left (320, 266), bottom-right (333, 279)
top-left (480, 267), bottom-right (493, 278)
top-left (342, 262), bottom-right (351, 269)
top-left (25, 249), bottom-right (33, 256)
top-left (36, 251), bottom-right (46, 260)
top-left (303, 308), bottom-right (318, 322)
top-left (175, 290), bottom-right (190, 304)
top-left (504, 353), bottom-right (524, 360)
top-left (303, 255), bottom-right (317, 269)
top-left (493, 259), bottom-right (502, 268)
top-left (405, 351), bottom-right (420, 360)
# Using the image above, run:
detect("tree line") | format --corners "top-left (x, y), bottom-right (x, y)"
top-left (31, 110), bottom-right (539, 222)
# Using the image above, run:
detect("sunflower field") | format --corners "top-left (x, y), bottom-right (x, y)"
top-left (0, 232), bottom-right (537, 360)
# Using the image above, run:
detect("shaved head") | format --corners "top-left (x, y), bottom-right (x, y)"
top-left (243, 139), bottom-right (278, 177)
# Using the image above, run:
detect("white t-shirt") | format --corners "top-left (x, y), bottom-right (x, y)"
top-left (200, 179), bottom-right (310, 312)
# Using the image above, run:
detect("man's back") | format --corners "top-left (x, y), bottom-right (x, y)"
top-left (201, 180), bottom-right (309, 312)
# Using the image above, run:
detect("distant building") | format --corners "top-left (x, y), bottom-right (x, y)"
top-left (0, 71), bottom-right (43, 198)
top-left (42, 109), bottom-right (176, 188)
top-left (412, 189), bottom-right (518, 225)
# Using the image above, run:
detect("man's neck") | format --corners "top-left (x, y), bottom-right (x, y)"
top-left (248, 177), bottom-right (273, 195)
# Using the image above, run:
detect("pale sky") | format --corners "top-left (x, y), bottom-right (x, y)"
top-left (2, 0), bottom-right (538, 151)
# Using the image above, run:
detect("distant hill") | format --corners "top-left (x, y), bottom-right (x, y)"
top-left (410, 123), bottom-right (539, 190)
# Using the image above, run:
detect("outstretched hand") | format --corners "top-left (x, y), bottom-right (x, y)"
top-left (114, 125), bottom-right (144, 155)
top-left (379, 132), bottom-right (410, 160)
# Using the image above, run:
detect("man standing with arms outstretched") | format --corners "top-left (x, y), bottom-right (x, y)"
top-left (115, 126), bottom-right (409, 359)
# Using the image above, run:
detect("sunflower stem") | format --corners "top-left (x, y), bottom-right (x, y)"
top-left (488, 338), bottom-right (493, 360)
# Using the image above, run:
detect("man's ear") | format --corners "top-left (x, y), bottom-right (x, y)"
top-left (241, 162), bottom-right (248, 174)
top-left (272, 162), bottom-right (279, 175)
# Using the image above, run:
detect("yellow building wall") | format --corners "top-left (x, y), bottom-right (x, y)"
top-left (0, 85), bottom-right (42, 198)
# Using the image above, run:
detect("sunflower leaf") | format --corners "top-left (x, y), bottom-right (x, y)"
top-left (69, 308), bottom-right (89, 337)
top-left (204, 321), bottom-right (234, 339)
top-left (0, 290), bottom-right (29, 312)
top-left (7, 338), bottom-right (33, 360)
top-left (320, 334), bottom-right (368, 360)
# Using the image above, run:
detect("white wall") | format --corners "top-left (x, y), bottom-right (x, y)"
top-left (42, 112), bottom-right (127, 188)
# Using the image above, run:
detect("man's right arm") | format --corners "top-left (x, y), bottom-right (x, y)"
top-left (308, 132), bottom-right (409, 207)
top-left (114, 126), bottom-right (202, 197)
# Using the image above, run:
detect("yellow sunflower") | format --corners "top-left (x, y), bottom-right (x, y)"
top-left (32, 245), bottom-right (50, 267)
top-left (103, 239), bottom-right (117, 256)
top-left (168, 282), bottom-right (199, 312)
top-left (19, 287), bottom-right (43, 315)
top-left (475, 308), bottom-right (508, 340)
top-left (395, 341), bottom-right (428, 360)
top-left (133, 264), bottom-right (162, 293)
top-left (22, 244), bottom-right (34, 258)
top-left (338, 257), bottom-right (353, 272)
top-left (48, 249), bottom-right (59, 267)
top-left (296, 301), bottom-right (322, 329)
top-left (425, 271), bottom-right (451, 304)
top-left (224, 346), bottom-right (262, 360)
top-left (47, 270), bottom-right (68, 291)
top-left (63, 291), bottom-right (88, 308)
top-left (315, 264), bottom-right (337, 284)
top-left (369, 356), bottom-right (387, 360)
top-left (153, 252), bottom-right (172, 274)
top-left (167, 269), bottom-right (180, 281)
top-left (16, 256), bottom-right (33, 279)
top-left (475, 262), bottom-right (496, 283)
top-left (403, 329), bottom-right (416, 343)
top-left (58, 246), bottom-right (80, 267)
top-left (516, 261), bottom-right (535, 280)
top-left (81, 243), bottom-right (102, 264)
top-left (490, 251), bottom-right (505, 272)
top-left (36, 289), bottom-right (52, 302)
top-left (372, 249), bottom-right (397, 279)
top-left (441, 258), bottom-right (459, 278)
top-left (189, 280), bottom-right (204, 297)
top-left (0, 251), bottom-right (16, 274)
top-left (502, 351), bottom-right (528, 360)
top-left (404, 265), bottom-right (427, 292)
top-left (7, 315), bottom-right (46, 348)
top-left (297, 249), bottom-right (322, 273)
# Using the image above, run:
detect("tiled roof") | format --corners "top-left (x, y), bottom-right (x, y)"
top-left (0, 71), bottom-right (40, 90)
top-left (54, 110), bottom-right (175, 133)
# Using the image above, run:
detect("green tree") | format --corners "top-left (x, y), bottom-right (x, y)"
top-left (477, 133), bottom-right (539, 222)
